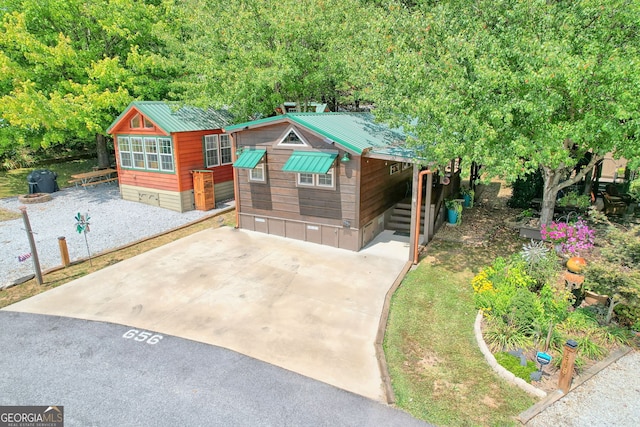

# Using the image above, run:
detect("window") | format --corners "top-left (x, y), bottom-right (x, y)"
top-left (159, 138), bottom-right (174, 172)
top-left (118, 137), bottom-right (132, 168)
top-left (204, 135), bottom-right (219, 167)
top-left (204, 133), bottom-right (232, 167)
top-left (220, 134), bottom-right (232, 164)
top-left (297, 173), bottom-right (314, 186)
top-left (277, 127), bottom-right (308, 147)
top-left (144, 137), bottom-right (159, 170)
top-left (131, 137), bottom-right (145, 168)
top-left (296, 168), bottom-right (335, 189)
top-left (117, 136), bottom-right (174, 172)
top-left (317, 169), bottom-right (334, 187)
top-left (130, 113), bottom-right (153, 129)
top-left (130, 114), bottom-right (141, 128)
top-left (249, 163), bottom-right (265, 182)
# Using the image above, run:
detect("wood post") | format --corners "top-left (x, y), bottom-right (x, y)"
top-left (558, 339), bottom-right (578, 393)
top-left (19, 206), bottom-right (43, 285)
top-left (58, 236), bottom-right (70, 267)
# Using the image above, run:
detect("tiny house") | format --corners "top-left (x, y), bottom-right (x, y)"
top-left (107, 101), bottom-right (234, 212)
top-left (225, 112), bottom-right (421, 251)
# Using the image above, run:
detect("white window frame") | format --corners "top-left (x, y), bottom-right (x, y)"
top-left (204, 133), bottom-right (232, 167)
top-left (249, 163), bottom-right (266, 182)
top-left (131, 137), bottom-right (145, 169)
top-left (296, 167), bottom-right (335, 190)
top-left (276, 126), bottom-right (309, 147)
top-left (118, 137), bottom-right (132, 168)
top-left (158, 138), bottom-right (174, 172)
top-left (118, 135), bottom-right (174, 172)
top-left (204, 134), bottom-right (219, 167)
top-left (144, 137), bottom-right (159, 170)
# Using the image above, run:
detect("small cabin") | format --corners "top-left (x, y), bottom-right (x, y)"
top-left (225, 112), bottom-right (424, 251)
top-left (107, 101), bottom-right (234, 212)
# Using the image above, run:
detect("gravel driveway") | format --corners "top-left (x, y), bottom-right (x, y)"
top-left (1, 185), bottom-right (232, 287)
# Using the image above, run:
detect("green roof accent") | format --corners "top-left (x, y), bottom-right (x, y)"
top-left (282, 151), bottom-right (337, 174)
top-left (107, 101), bottom-right (233, 134)
top-left (233, 149), bottom-right (266, 169)
top-left (224, 113), bottom-right (409, 157)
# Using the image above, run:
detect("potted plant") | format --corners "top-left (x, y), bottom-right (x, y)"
top-left (445, 199), bottom-right (463, 225)
top-left (461, 187), bottom-right (475, 208)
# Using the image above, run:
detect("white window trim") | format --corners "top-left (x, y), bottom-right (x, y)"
top-left (249, 163), bottom-right (266, 182)
top-left (296, 168), bottom-right (335, 190)
top-left (204, 134), bottom-right (219, 167)
top-left (204, 133), bottom-right (232, 167)
top-left (117, 135), bottom-right (175, 172)
top-left (276, 126), bottom-right (310, 147)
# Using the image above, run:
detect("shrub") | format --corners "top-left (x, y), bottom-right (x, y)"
top-left (483, 317), bottom-right (533, 352)
top-left (557, 191), bottom-right (591, 209)
top-left (508, 169), bottom-right (543, 208)
top-left (507, 288), bottom-right (543, 334)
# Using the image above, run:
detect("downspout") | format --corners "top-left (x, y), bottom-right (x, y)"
top-left (230, 132), bottom-right (240, 228)
top-left (413, 169), bottom-right (435, 265)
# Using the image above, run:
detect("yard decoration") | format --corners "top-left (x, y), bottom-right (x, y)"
top-left (461, 187), bottom-right (475, 208)
top-left (445, 199), bottom-right (463, 225)
top-left (566, 256), bottom-right (587, 274)
top-left (75, 212), bottom-right (92, 266)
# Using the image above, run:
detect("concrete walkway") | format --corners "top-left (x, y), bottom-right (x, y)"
top-left (4, 227), bottom-right (410, 401)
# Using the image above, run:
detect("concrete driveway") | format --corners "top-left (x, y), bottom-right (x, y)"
top-left (4, 227), bottom-right (410, 401)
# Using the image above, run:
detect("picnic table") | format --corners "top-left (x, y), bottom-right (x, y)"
top-left (69, 168), bottom-right (118, 188)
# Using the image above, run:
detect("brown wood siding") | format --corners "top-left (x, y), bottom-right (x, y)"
top-left (359, 159), bottom-right (412, 226)
top-left (234, 124), bottom-right (358, 227)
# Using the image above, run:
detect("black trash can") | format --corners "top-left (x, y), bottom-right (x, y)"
top-left (26, 169), bottom-right (59, 194)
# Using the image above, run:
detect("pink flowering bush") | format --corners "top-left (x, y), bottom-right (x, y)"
top-left (540, 219), bottom-right (595, 255)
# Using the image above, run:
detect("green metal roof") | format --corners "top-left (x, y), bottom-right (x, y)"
top-left (233, 149), bottom-right (266, 169)
top-left (282, 151), bottom-right (337, 174)
top-left (107, 101), bottom-right (233, 134)
top-left (225, 113), bottom-right (409, 157)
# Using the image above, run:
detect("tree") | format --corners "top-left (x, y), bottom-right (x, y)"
top-left (0, 0), bottom-right (183, 166)
top-left (173, 0), bottom-right (375, 120)
top-left (367, 0), bottom-right (640, 224)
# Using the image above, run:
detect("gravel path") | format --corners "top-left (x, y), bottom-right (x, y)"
top-left (1, 186), bottom-right (233, 287)
top-left (526, 350), bottom-right (640, 426)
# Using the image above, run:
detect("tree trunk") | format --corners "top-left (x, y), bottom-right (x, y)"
top-left (96, 133), bottom-right (110, 169)
top-left (540, 168), bottom-right (562, 225)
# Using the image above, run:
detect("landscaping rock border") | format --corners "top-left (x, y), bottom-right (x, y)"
top-left (474, 310), bottom-right (548, 398)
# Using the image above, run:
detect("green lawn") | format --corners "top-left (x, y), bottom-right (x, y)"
top-left (0, 159), bottom-right (97, 199)
top-left (384, 202), bottom-right (537, 426)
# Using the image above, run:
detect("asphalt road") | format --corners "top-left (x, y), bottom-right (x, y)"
top-left (0, 311), bottom-right (429, 427)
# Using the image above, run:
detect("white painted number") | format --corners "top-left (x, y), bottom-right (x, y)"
top-left (122, 329), bottom-right (163, 345)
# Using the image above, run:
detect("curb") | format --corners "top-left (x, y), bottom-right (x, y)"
top-left (375, 260), bottom-right (413, 405)
top-left (518, 346), bottom-right (634, 424)
top-left (474, 311), bottom-right (547, 398)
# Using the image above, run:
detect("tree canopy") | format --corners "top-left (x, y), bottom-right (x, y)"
top-left (173, 0), bottom-right (374, 120)
top-left (367, 0), bottom-right (640, 223)
top-left (0, 0), bottom-right (182, 156)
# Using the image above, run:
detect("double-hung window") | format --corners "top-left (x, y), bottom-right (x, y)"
top-left (117, 136), bottom-right (174, 172)
top-left (204, 133), bottom-right (232, 167)
top-left (297, 169), bottom-right (334, 188)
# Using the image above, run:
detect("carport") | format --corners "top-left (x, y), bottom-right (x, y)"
top-left (4, 227), bottom-right (410, 401)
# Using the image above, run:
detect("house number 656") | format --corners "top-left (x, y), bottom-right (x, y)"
top-left (122, 329), bottom-right (163, 345)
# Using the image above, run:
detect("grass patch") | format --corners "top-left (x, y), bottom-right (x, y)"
top-left (0, 158), bottom-right (97, 198)
top-left (385, 260), bottom-right (535, 426)
top-left (0, 207), bottom-right (21, 221)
